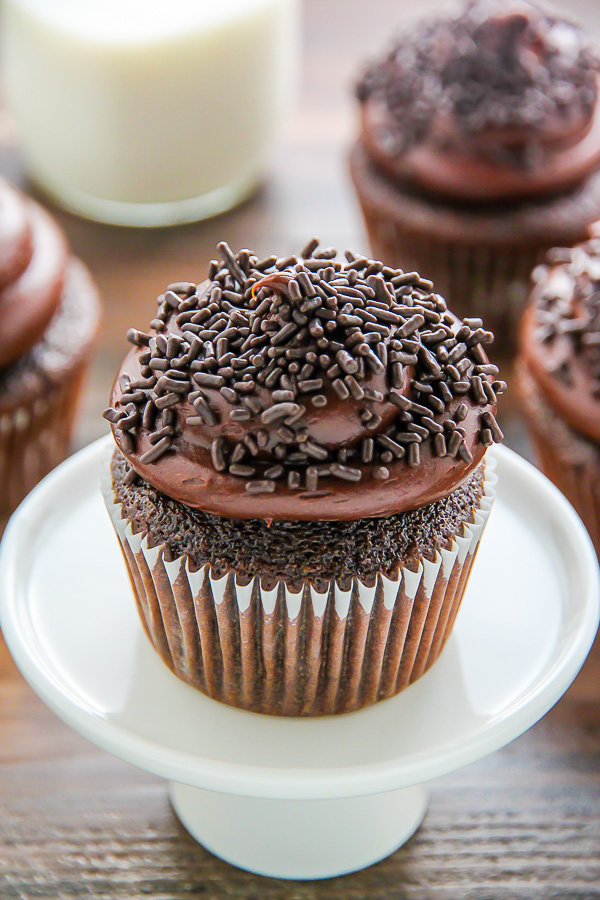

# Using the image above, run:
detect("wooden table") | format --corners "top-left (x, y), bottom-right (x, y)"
top-left (1, 1), bottom-right (599, 896)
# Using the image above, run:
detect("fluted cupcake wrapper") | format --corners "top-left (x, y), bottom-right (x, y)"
top-left (0, 365), bottom-right (87, 532)
top-left (101, 458), bottom-right (497, 716)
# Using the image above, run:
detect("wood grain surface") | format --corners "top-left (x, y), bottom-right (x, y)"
top-left (1, 0), bottom-right (599, 896)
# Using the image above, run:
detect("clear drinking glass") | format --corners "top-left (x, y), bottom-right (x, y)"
top-left (2, 0), bottom-right (299, 226)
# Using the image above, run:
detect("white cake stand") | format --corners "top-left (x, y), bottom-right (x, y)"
top-left (0, 437), bottom-right (598, 880)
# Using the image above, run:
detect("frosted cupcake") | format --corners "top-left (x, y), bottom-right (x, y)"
top-left (351, 0), bottom-right (600, 350)
top-left (519, 235), bottom-right (600, 557)
top-left (0, 179), bottom-right (100, 531)
top-left (102, 240), bottom-right (503, 715)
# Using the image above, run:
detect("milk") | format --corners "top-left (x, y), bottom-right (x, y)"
top-left (2, 0), bottom-right (299, 225)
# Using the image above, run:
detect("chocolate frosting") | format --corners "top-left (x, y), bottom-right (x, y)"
top-left (520, 239), bottom-right (600, 444)
top-left (106, 242), bottom-right (504, 521)
top-left (0, 180), bottom-right (68, 369)
top-left (357, 0), bottom-right (600, 202)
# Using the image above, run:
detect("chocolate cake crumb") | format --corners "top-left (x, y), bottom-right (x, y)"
top-left (111, 450), bottom-right (485, 590)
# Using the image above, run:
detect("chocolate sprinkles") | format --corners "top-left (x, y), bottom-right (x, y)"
top-left (356, 0), bottom-right (600, 165)
top-left (533, 238), bottom-right (600, 394)
top-left (104, 240), bottom-right (504, 493)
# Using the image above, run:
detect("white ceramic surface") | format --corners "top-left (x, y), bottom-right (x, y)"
top-left (169, 782), bottom-right (430, 879)
top-left (0, 436), bottom-right (598, 879)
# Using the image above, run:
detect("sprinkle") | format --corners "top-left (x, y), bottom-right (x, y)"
top-left (139, 437), bottom-right (172, 464)
top-left (272, 389), bottom-right (296, 402)
top-left (377, 434), bottom-right (405, 458)
top-left (361, 438), bottom-right (374, 463)
top-left (265, 465), bottom-right (284, 479)
top-left (408, 443), bottom-right (420, 467)
top-left (447, 431), bottom-right (463, 458)
top-left (372, 466), bottom-right (389, 480)
top-left (356, 343), bottom-right (385, 373)
top-left (230, 463), bottom-right (256, 477)
top-left (220, 386), bottom-right (238, 403)
top-left (397, 314), bottom-right (425, 337)
top-left (330, 463), bottom-right (362, 482)
top-left (261, 403), bottom-right (301, 424)
top-left (123, 466), bottom-right (139, 485)
top-left (458, 443), bottom-right (473, 464)
top-left (306, 467), bottom-right (319, 492)
top-left (217, 241), bottom-right (246, 284)
top-left (298, 378), bottom-right (323, 392)
top-left (167, 281), bottom-right (195, 295)
top-left (154, 392), bottom-right (180, 410)
top-left (103, 407), bottom-right (125, 424)
top-left (245, 480), bottom-right (276, 494)
top-left (336, 349), bottom-right (359, 375)
top-left (192, 395), bottom-right (218, 426)
top-left (301, 237), bottom-right (320, 258)
top-left (149, 426), bottom-right (174, 444)
top-left (211, 438), bottom-right (227, 471)
top-left (230, 408), bottom-right (251, 422)
top-left (127, 328), bottom-right (152, 346)
top-left (332, 379), bottom-right (350, 399)
top-left (481, 411), bottom-right (504, 442)
top-left (433, 433), bottom-right (447, 456)
top-left (344, 375), bottom-right (364, 399)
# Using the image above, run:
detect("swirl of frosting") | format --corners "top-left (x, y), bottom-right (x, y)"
top-left (357, 0), bottom-right (600, 202)
top-left (0, 179), bottom-right (68, 369)
top-left (106, 241), bottom-right (504, 521)
top-left (520, 237), bottom-right (600, 444)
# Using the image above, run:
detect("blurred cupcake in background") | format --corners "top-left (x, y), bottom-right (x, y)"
top-left (350, 0), bottom-right (600, 351)
top-left (0, 179), bottom-right (100, 532)
top-left (102, 240), bottom-right (503, 717)
top-left (518, 234), bottom-right (600, 557)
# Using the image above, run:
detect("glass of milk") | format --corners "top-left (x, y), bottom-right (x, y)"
top-left (2, 0), bottom-right (299, 226)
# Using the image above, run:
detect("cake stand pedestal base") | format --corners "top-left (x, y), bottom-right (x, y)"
top-left (169, 781), bottom-right (428, 879)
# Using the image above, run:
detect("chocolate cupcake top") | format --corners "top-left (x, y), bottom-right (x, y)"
top-left (521, 236), bottom-right (600, 443)
top-left (105, 241), bottom-right (504, 521)
top-left (0, 179), bottom-right (68, 369)
top-left (357, 0), bottom-right (600, 201)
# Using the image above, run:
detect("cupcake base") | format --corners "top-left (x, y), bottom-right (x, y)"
top-left (350, 142), bottom-right (600, 351)
top-left (0, 259), bottom-right (100, 531)
top-left (517, 361), bottom-right (600, 558)
top-left (102, 456), bottom-right (497, 716)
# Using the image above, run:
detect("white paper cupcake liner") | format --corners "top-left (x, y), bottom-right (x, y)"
top-left (101, 455), bottom-right (497, 716)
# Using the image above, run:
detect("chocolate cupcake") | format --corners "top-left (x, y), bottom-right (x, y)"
top-left (350, 0), bottom-right (600, 351)
top-left (0, 179), bottom-right (100, 532)
top-left (518, 236), bottom-right (600, 557)
top-left (101, 240), bottom-right (503, 716)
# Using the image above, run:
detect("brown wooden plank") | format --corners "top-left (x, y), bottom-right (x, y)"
top-left (0, 0), bottom-right (599, 894)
